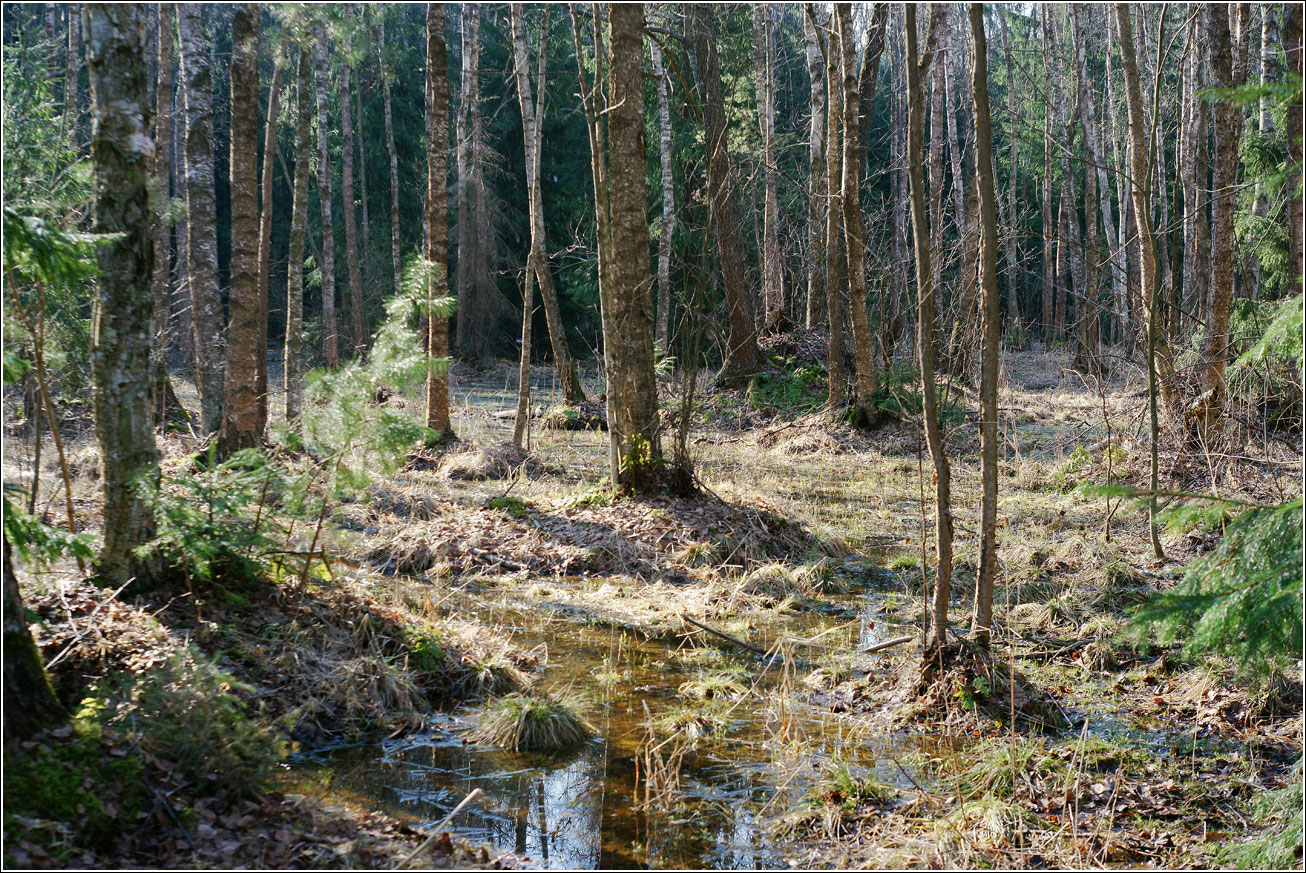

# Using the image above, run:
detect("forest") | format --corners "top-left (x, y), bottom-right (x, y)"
top-left (1, 2), bottom-right (1302, 870)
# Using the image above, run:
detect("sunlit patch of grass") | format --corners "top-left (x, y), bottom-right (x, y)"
top-left (461, 649), bottom-right (530, 697)
top-left (468, 693), bottom-right (592, 752)
top-left (678, 668), bottom-right (749, 700)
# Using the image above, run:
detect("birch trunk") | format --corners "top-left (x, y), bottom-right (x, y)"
top-left (315, 25), bottom-right (338, 367)
top-left (256, 45), bottom-right (285, 432)
top-left (999, 12), bottom-right (1023, 342)
top-left (822, 10), bottom-right (846, 408)
top-left (651, 27), bottom-right (675, 353)
top-left (86, 3), bottom-right (160, 583)
top-left (754, 4), bottom-right (783, 329)
top-left (219, 4), bottom-right (261, 454)
top-left (1072, 5), bottom-right (1101, 373)
top-left (178, 5), bottom-right (224, 433)
top-left (511, 6), bottom-right (585, 404)
top-left (944, 4), bottom-right (979, 375)
top-left (803, 6), bottom-right (826, 329)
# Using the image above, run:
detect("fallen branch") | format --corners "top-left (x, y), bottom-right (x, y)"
top-left (680, 613), bottom-right (766, 656)
top-left (862, 635), bottom-right (914, 654)
top-left (394, 788), bottom-right (483, 869)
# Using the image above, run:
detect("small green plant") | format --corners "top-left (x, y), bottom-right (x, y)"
top-left (747, 364), bottom-right (828, 415)
top-left (469, 693), bottom-right (592, 752)
top-left (488, 495), bottom-right (531, 517)
top-left (1050, 445), bottom-right (1091, 493)
top-left (134, 446), bottom-right (290, 586)
top-left (407, 631), bottom-right (446, 673)
top-left (810, 765), bottom-right (894, 810)
top-left (111, 651), bottom-right (287, 798)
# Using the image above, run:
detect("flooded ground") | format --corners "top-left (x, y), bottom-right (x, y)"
top-left (288, 572), bottom-right (931, 870)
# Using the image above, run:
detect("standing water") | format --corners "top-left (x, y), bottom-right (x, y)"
top-left (289, 579), bottom-right (924, 869)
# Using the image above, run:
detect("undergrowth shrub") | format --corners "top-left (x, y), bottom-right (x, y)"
top-left (110, 651), bottom-right (286, 798)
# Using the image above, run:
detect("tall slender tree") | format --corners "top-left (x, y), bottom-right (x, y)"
top-left (380, 17), bottom-right (402, 297)
top-left (285, 46), bottom-right (313, 424)
top-left (219, 4), bottom-right (262, 454)
top-left (605, 1), bottom-right (661, 488)
top-left (907, 4), bottom-right (954, 651)
top-left (256, 43), bottom-right (285, 433)
top-left (754, 4), bottom-right (783, 328)
top-left (836, 3), bottom-right (888, 424)
top-left (650, 16), bottom-right (675, 353)
top-left (425, 3), bottom-right (452, 442)
top-left (341, 45), bottom-right (366, 353)
top-left (969, 1), bottom-right (999, 650)
top-left (803, 5), bottom-right (827, 330)
top-left (86, 3), bottom-right (160, 584)
top-left (315, 23), bottom-right (338, 367)
top-left (510, 5), bottom-right (585, 405)
top-left (689, 3), bottom-right (759, 386)
top-left (177, 4), bottom-right (224, 433)
top-left (151, 3), bottom-right (176, 424)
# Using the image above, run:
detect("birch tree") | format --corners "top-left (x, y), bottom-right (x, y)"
top-left (86, 3), bottom-right (160, 583)
top-left (178, 4), bottom-right (224, 433)
top-left (754, 4), bottom-right (783, 328)
top-left (651, 15), bottom-right (675, 353)
top-left (341, 47), bottom-right (366, 353)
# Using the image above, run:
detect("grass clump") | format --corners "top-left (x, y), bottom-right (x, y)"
top-left (679, 668), bottom-right (749, 700)
top-left (469, 693), bottom-right (592, 753)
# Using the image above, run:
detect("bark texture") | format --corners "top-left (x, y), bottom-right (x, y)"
top-left (803, 6), bottom-right (827, 329)
top-left (906, 4), bottom-right (954, 648)
top-left (968, 1), bottom-right (998, 648)
top-left (86, 3), bottom-right (160, 584)
top-left (606, 2), bottom-right (661, 487)
top-left (511, 6), bottom-right (585, 404)
top-left (219, 4), bottom-right (261, 454)
top-left (256, 45), bottom-right (285, 433)
top-left (4, 535), bottom-right (65, 741)
top-left (285, 47), bottom-right (313, 424)
top-left (689, 3), bottom-right (759, 385)
top-left (177, 4), bottom-right (224, 433)
top-left (341, 58), bottom-right (366, 353)
top-left (425, 4), bottom-right (452, 439)
top-left (315, 24), bottom-right (338, 367)
top-left (651, 24), bottom-right (675, 353)
top-left (754, 4), bottom-right (783, 328)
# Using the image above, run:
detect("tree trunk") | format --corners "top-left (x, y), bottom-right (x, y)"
top-left (999, 12), bottom-right (1023, 342)
top-left (151, 3), bottom-right (176, 427)
top-left (822, 9), bottom-right (846, 408)
top-left (1196, 4), bottom-right (1243, 432)
top-left (511, 6), bottom-right (584, 405)
top-left (425, 4), bottom-right (452, 441)
top-left (314, 25), bottom-right (338, 367)
top-left (86, 3), bottom-right (160, 584)
top-left (1052, 10), bottom-right (1081, 344)
top-left (968, 2), bottom-right (998, 649)
top-left (256, 45), bottom-right (285, 433)
top-left (907, 4), bottom-right (954, 650)
top-left (1115, 4), bottom-right (1167, 559)
top-left (651, 22), bottom-right (675, 353)
top-left (689, 3), bottom-right (759, 386)
top-left (178, 4), bottom-right (224, 434)
top-left (1040, 7), bottom-right (1056, 339)
top-left (64, 4), bottom-right (81, 153)
top-left (945, 4), bottom-right (980, 376)
top-left (606, 2), bottom-right (661, 489)
top-left (1286, 5), bottom-right (1303, 300)
top-left (754, 4), bottom-right (783, 329)
top-left (381, 17), bottom-right (402, 301)
top-left (4, 534), bottom-right (65, 741)
top-left (1072, 5), bottom-right (1101, 373)
top-left (219, 4), bottom-right (261, 455)
top-left (285, 47), bottom-right (313, 424)
top-left (836, 4), bottom-right (888, 423)
top-left (803, 5), bottom-right (826, 330)
top-left (928, 14), bottom-right (947, 336)
top-left (341, 58), bottom-right (366, 354)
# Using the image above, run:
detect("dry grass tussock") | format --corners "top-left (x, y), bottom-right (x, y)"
top-left (432, 442), bottom-right (547, 481)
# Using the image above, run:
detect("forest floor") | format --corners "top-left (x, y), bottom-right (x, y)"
top-left (3, 344), bottom-right (1302, 869)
